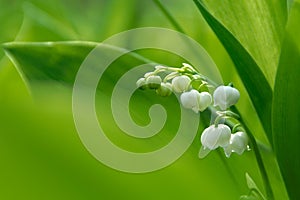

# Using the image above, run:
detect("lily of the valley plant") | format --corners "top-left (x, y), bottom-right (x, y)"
top-left (136, 63), bottom-right (271, 199)
top-left (136, 63), bottom-right (249, 158)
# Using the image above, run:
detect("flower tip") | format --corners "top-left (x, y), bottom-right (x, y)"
top-left (198, 146), bottom-right (211, 159)
top-left (192, 107), bottom-right (199, 113)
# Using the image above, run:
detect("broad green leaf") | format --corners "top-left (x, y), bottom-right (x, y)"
top-left (193, 0), bottom-right (274, 144)
top-left (2, 42), bottom-right (96, 89)
top-left (273, 1), bottom-right (300, 199)
top-left (197, 0), bottom-right (287, 86)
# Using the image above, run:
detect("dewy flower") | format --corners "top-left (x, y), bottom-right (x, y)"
top-left (156, 82), bottom-right (172, 97)
top-left (180, 90), bottom-right (212, 113)
top-left (146, 75), bottom-right (162, 89)
top-left (213, 85), bottom-right (240, 110)
top-left (224, 131), bottom-right (249, 157)
top-left (172, 75), bottom-right (191, 93)
top-left (201, 124), bottom-right (231, 150)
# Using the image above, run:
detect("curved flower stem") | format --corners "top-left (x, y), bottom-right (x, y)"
top-left (243, 123), bottom-right (274, 200)
top-left (199, 73), bottom-right (274, 199)
top-left (134, 45), bottom-right (274, 198)
top-left (230, 107), bottom-right (274, 200)
top-left (206, 106), bottom-right (273, 199)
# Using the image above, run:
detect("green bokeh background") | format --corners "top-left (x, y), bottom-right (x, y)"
top-left (0, 1), bottom-right (287, 199)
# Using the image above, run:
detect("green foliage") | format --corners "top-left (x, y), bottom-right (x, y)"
top-left (198, 0), bottom-right (287, 86)
top-left (3, 42), bottom-right (96, 86)
top-left (0, 0), bottom-right (296, 199)
top-left (273, 0), bottom-right (300, 199)
top-left (193, 0), bottom-right (279, 146)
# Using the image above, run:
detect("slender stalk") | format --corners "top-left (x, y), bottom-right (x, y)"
top-left (231, 107), bottom-right (274, 200)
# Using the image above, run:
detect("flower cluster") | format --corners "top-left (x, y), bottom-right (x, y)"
top-left (201, 123), bottom-right (249, 158)
top-left (137, 63), bottom-right (249, 158)
top-left (136, 63), bottom-right (213, 113)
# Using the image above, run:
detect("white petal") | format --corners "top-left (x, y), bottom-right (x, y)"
top-left (230, 132), bottom-right (248, 155)
top-left (172, 75), bottom-right (191, 93)
top-left (198, 92), bottom-right (212, 111)
top-left (180, 90), bottom-right (200, 109)
top-left (216, 125), bottom-right (231, 148)
top-left (223, 146), bottom-right (232, 158)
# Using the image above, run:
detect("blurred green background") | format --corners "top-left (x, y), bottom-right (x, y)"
top-left (0, 0), bottom-right (287, 199)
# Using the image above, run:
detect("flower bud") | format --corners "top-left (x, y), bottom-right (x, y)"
top-left (156, 82), bottom-right (172, 97)
top-left (213, 85), bottom-right (240, 110)
top-left (146, 75), bottom-right (162, 89)
top-left (172, 75), bottom-right (191, 93)
top-left (201, 124), bottom-right (231, 150)
top-left (182, 63), bottom-right (194, 70)
top-left (136, 78), bottom-right (147, 90)
top-left (144, 72), bottom-right (153, 78)
top-left (192, 74), bottom-right (202, 80)
top-left (224, 131), bottom-right (249, 157)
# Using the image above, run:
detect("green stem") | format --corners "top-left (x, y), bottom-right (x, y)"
top-left (200, 70), bottom-right (274, 199)
top-left (232, 123), bottom-right (242, 133)
top-left (231, 108), bottom-right (274, 200)
top-left (207, 104), bottom-right (274, 199)
top-left (244, 124), bottom-right (274, 200)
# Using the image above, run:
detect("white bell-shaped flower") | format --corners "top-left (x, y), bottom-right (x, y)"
top-left (180, 90), bottom-right (212, 113)
top-left (224, 131), bottom-right (249, 157)
top-left (201, 124), bottom-right (231, 150)
top-left (180, 90), bottom-right (200, 113)
top-left (213, 85), bottom-right (240, 110)
top-left (172, 75), bottom-right (191, 93)
top-left (146, 75), bottom-right (162, 89)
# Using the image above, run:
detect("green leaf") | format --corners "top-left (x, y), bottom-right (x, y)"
top-left (196, 0), bottom-right (287, 86)
top-left (193, 0), bottom-right (275, 144)
top-left (273, 1), bottom-right (300, 199)
top-left (2, 41), bottom-right (97, 89)
top-left (245, 173), bottom-right (266, 200)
